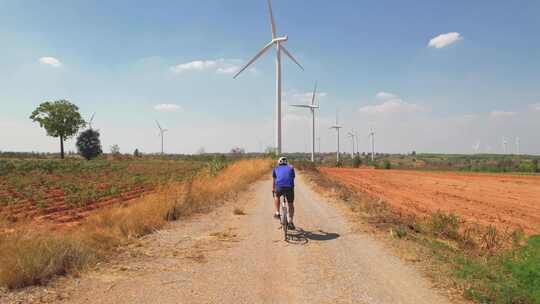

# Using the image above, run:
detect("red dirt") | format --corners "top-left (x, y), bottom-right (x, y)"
top-left (0, 186), bottom-right (152, 227)
top-left (320, 167), bottom-right (540, 234)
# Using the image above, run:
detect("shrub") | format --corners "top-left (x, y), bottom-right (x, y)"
top-left (430, 211), bottom-right (460, 240)
top-left (76, 129), bottom-right (103, 160)
top-left (383, 160), bottom-right (391, 170)
top-left (352, 155), bottom-right (362, 168)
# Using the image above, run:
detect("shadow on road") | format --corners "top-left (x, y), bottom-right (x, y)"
top-left (286, 228), bottom-right (340, 245)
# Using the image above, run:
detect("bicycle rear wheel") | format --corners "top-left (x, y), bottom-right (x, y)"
top-left (281, 203), bottom-right (288, 241)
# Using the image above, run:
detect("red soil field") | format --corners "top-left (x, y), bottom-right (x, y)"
top-left (0, 185), bottom-right (151, 228)
top-left (320, 168), bottom-right (540, 234)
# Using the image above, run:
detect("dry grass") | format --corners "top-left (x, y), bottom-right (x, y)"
top-left (0, 158), bottom-right (273, 289)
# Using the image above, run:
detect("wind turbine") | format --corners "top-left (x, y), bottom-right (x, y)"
top-left (155, 120), bottom-right (168, 155)
top-left (330, 113), bottom-right (343, 163)
top-left (290, 82), bottom-right (320, 162)
top-left (88, 113), bottom-right (96, 130)
top-left (473, 141), bottom-right (480, 154)
top-left (234, 0), bottom-right (304, 155)
top-left (502, 136), bottom-right (508, 155)
top-left (354, 131), bottom-right (360, 157)
top-left (516, 137), bottom-right (520, 155)
top-left (347, 130), bottom-right (356, 157)
top-left (368, 127), bottom-right (375, 162)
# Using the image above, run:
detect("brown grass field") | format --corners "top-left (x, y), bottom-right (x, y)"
top-left (320, 167), bottom-right (540, 234)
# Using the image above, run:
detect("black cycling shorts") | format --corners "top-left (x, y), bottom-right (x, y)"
top-left (276, 187), bottom-right (294, 204)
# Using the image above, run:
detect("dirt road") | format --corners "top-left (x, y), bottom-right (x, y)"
top-left (16, 175), bottom-right (450, 304)
top-left (321, 168), bottom-right (540, 234)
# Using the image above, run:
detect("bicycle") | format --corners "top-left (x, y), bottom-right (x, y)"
top-left (273, 191), bottom-right (289, 241)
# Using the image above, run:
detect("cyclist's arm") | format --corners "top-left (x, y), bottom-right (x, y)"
top-left (272, 168), bottom-right (276, 193)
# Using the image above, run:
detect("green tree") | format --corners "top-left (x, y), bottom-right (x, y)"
top-left (30, 100), bottom-right (86, 159)
top-left (76, 129), bottom-right (102, 160)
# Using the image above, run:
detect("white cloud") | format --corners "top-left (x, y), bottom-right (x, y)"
top-left (360, 92), bottom-right (423, 115)
top-left (376, 91), bottom-right (398, 100)
top-left (359, 99), bottom-right (423, 115)
top-left (490, 110), bottom-right (517, 118)
top-left (170, 60), bottom-right (218, 74)
top-left (290, 91), bottom-right (328, 104)
top-left (154, 104), bottom-right (182, 112)
top-left (170, 58), bottom-right (256, 75)
top-left (216, 66), bottom-right (240, 75)
top-left (39, 57), bottom-right (62, 67)
top-left (530, 103), bottom-right (540, 111)
top-left (428, 32), bottom-right (462, 49)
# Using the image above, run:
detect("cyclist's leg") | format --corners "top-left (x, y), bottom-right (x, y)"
top-left (286, 188), bottom-right (295, 221)
top-left (274, 189), bottom-right (281, 217)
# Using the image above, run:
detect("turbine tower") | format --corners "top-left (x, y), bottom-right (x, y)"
top-left (502, 136), bottom-right (508, 155)
top-left (290, 82), bottom-right (320, 162)
top-left (234, 0), bottom-right (304, 155)
top-left (347, 130), bottom-right (356, 157)
top-left (516, 137), bottom-right (520, 155)
top-left (155, 120), bottom-right (168, 155)
top-left (330, 113), bottom-right (343, 163)
top-left (368, 127), bottom-right (375, 162)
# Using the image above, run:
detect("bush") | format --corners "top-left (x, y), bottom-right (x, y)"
top-left (76, 129), bottom-right (103, 160)
top-left (352, 155), bottom-right (362, 168)
top-left (383, 160), bottom-right (391, 170)
top-left (430, 212), bottom-right (460, 240)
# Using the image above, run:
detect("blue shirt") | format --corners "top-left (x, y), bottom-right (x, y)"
top-left (272, 165), bottom-right (295, 189)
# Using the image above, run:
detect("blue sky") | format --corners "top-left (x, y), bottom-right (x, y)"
top-left (1, 0), bottom-right (539, 154)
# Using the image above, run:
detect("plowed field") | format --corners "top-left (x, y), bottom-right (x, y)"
top-left (0, 159), bottom-right (204, 227)
top-left (320, 168), bottom-right (540, 234)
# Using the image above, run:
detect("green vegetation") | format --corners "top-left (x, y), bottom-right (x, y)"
top-left (29, 100), bottom-right (86, 159)
top-left (76, 129), bottom-right (103, 160)
top-left (293, 151), bottom-right (540, 173)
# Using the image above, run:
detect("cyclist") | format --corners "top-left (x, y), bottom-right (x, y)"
top-left (272, 156), bottom-right (296, 230)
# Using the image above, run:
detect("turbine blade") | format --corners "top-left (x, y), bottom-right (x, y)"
top-left (311, 82), bottom-right (318, 105)
top-left (90, 113), bottom-right (95, 123)
top-left (155, 120), bottom-right (162, 130)
top-left (267, 0), bottom-right (277, 39)
top-left (233, 41), bottom-right (274, 79)
top-left (289, 104), bottom-right (312, 108)
top-left (280, 46), bottom-right (304, 71)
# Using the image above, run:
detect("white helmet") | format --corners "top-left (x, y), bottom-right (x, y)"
top-left (278, 156), bottom-right (288, 165)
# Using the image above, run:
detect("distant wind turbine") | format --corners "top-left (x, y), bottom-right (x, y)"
top-left (330, 112), bottom-right (343, 163)
top-left (234, 0), bottom-right (304, 155)
top-left (155, 120), bottom-right (168, 155)
top-left (368, 127), bottom-right (375, 162)
top-left (515, 137), bottom-right (520, 155)
top-left (88, 113), bottom-right (96, 130)
top-left (502, 136), bottom-right (508, 155)
top-left (473, 141), bottom-right (480, 154)
top-left (347, 130), bottom-right (356, 157)
top-left (290, 82), bottom-right (320, 162)
top-left (354, 131), bottom-right (360, 156)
